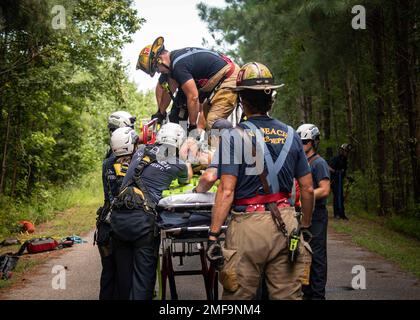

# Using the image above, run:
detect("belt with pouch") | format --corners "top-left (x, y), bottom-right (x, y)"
top-left (113, 186), bottom-right (156, 214)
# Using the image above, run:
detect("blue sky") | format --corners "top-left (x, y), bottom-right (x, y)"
top-left (121, 0), bottom-right (227, 92)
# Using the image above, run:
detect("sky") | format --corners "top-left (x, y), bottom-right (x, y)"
top-left (121, 0), bottom-right (227, 92)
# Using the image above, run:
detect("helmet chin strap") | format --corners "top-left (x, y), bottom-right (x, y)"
top-left (157, 57), bottom-right (170, 71)
top-left (160, 63), bottom-right (171, 71)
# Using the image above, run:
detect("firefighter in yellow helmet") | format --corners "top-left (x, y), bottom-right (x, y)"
top-left (206, 62), bottom-right (314, 300)
top-left (136, 37), bottom-right (240, 131)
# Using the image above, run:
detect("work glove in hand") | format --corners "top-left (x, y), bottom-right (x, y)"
top-left (301, 228), bottom-right (313, 243)
top-left (187, 123), bottom-right (197, 133)
top-left (206, 239), bottom-right (224, 271)
top-left (151, 111), bottom-right (166, 125)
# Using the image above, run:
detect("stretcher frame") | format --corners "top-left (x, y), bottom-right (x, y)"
top-left (160, 225), bottom-right (227, 300)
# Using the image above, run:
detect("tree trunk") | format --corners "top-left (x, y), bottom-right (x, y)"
top-left (11, 111), bottom-right (20, 197)
top-left (298, 90), bottom-right (312, 123)
top-left (394, 0), bottom-right (419, 204)
top-left (345, 71), bottom-right (354, 141)
top-left (372, 8), bottom-right (390, 216)
top-left (299, 94), bottom-right (307, 123)
top-left (0, 114), bottom-right (11, 194)
top-left (322, 71), bottom-right (333, 160)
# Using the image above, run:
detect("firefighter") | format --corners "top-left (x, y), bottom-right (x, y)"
top-left (110, 123), bottom-right (192, 300)
top-left (105, 111), bottom-right (136, 158)
top-left (206, 62), bottom-right (315, 300)
top-left (136, 36), bottom-right (240, 131)
top-left (297, 124), bottom-right (331, 300)
top-left (96, 114), bottom-right (136, 300)
top-left (329, 143), bottom-right (352, 220)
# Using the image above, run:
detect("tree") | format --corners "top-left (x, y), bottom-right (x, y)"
top-left (198, 0), bottom-right (420, 216)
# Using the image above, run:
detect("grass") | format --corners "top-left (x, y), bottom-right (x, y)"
top-left (330, 212), bottom-right (420, 278)
top-left (0, 171), bottom-right (102, 291)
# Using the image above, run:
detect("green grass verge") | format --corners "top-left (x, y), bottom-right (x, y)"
top-left (0, 171), bottom-right (102, 291)
top-left (330, 214), bottom-right (420, 278)
top-left (0, 171), bottom-right (102, 238)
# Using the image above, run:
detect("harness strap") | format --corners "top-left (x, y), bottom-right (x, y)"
top-left (132, 146), bottom-right (158, 213)
top-left (172, 49), bottom-right (222, 68)
top-left (241, 121), bottom-right (294, 193)
top-left (234, 124), bottom-right (289, 237)
top-left (234, 192), bottom-right (290, 206)
top-left (113, 145), bottom-right (158, 214)
top-left (308, 153), bottom-right (321, 165)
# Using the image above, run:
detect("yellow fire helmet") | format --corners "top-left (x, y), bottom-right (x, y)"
top-left (136, 36), bottom-right (165, 77)
top-left (231, 62), bottom-right (284, 91)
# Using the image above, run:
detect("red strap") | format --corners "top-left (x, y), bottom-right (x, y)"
top-left (234, 192), bottom-right (290, 206)
top-left (225, 61), bottom-right (235, 79)
top-left (220, 54), bottom-right (235, 79)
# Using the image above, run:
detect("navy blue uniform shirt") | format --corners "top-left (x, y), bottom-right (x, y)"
top-left (218, 115), bottom-right (311, 200)
top-left (121, 145), bottom-right (189, 204)
top-left (329, 154), bottom-right (348, 182)
top-left (102, 153), bottom-right (119, 203)
top-left (309, 155), bottom-right (330, 207)
top-left (169, 48), bottom-right (227, 88)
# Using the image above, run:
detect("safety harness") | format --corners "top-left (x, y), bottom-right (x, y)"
top-left (235, 121), bottom-right (295, 237)
top-left (94, 160), bottom-right (129, 246)
top-left (113, 145), bottom-right (159, 215)
top-left (307, 153), bottom-right (321, 165)
top-left (171, 48), bottom-right (235, 101)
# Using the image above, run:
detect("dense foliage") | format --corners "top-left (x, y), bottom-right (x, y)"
top-left (198, 0), bottom-right (419, 216)
top-left (0, 0), bottom-right (154, 230)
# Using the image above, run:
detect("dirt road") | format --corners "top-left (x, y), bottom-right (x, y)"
top-left (1, 229), bottom-right (420, 300)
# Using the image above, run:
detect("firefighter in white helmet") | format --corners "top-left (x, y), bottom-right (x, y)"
top-left (110, 123), bottom-right (192, 300)
top-left (296, 123), bottom-right (330, 300)
top-left (96, 127), bottom-right (139, 300)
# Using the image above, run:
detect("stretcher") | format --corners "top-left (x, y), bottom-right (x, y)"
top-left (157, 193), bottom-right (226, 300)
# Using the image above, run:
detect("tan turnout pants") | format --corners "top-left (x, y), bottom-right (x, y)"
top-left (202, 64), bottom-right (240, 129)
top-left (220, 207), bottom-right (312, 300)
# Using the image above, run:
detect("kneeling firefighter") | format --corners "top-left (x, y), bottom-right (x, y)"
top-left (110, 123), bottom-right (191, 300)
top-left (96, 116), bottom-right (137, 300)
top-left (207, 62), bottom-right (315, 300)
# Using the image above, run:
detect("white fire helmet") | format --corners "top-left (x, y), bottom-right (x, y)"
top-left (108, 111), bottom-right (136, 132)
top-left (156, 123), bottom-right (186, 149)
top-left (110, 127), bottom-right (138, 157)
top-left (296, 123), bottom-right (320, 141)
